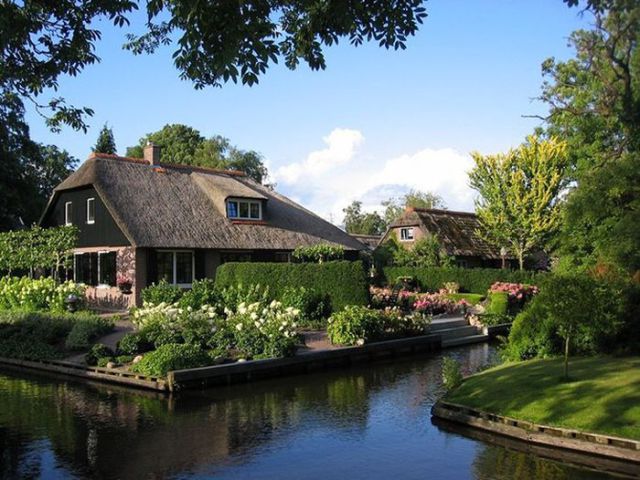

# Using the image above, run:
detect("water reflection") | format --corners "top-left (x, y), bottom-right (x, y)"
top-left (0, 344), bottom-right (624, 480)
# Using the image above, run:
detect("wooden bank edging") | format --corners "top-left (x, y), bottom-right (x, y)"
top-left (0, 356), bottom-right (167, 391)
top-left (167, 333), bottom-right (442, 391)
top-left (432, 400), bottom-right (640, 464)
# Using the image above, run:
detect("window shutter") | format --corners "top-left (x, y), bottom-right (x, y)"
top-left (89, 253), bottom-right (98, 286)
top-left (195, 250), bottom-right (206, 280)
top-left (147, 249), bottom-right (158, 285)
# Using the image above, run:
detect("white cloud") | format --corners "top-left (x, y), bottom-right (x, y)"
top-left (274, 128), bottom-right (476, 225)
top-left (276, 128), bottom-right (364, 184)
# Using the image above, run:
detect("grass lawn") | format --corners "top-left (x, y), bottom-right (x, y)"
top-left (446, 356), bottom-right (640, 441)
top-left (446, 293), bottom-right (485, 305)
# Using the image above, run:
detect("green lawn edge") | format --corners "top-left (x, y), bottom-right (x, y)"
top-left (446, 356), bottom-right (640, 441)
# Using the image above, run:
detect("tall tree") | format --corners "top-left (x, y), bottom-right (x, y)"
top-left (538, 0), bottom-right (640, 273)
top-left (382, 189), bottom-right (445, 226)
top-left (94, 124), bottom-right (117, 154)
top-left (469, 136), bottom-right (569, 270)
top-left (126, 124), bottom-right (269, 183)
top-left (342, 201), bottom-right (386, 235)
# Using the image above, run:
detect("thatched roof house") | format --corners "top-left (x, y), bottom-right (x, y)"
top-left (349, 234), bottom-right (382, 251)
top-left (381, 207), bottom-right (514, 268)
top-left (41, 144), bottom-right (363, 307)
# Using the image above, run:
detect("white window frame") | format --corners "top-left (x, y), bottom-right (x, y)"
top-left (158, 250), bottom-right (195, 288)
top-left (400, 227), bottom-right (415, 241)
top-left (86, 198), bottom-right (95, 224)
top-left (65, 201), bottom-right (73, 226)
top-left (226, 198), bottom-right (262, 220)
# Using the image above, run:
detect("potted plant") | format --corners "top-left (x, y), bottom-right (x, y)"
top-left (117, 274), bottom-right (133, 294)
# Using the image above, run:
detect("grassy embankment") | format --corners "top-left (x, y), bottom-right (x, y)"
top-left (446, 356), bottom-right (640, 440)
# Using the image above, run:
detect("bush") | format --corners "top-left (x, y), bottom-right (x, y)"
top-left (0, 339), bottom-right (64, 361)
top-left (383, 266), bottom-right (545, 294)
top-left (85, 343), bottom-right (114, 366)
top-left (216, 261), bottom-right (368, 311)
top-left (219, 284), bottom-right (271, 312)
top-left (477, 312), bottom-right (512, 326)
top-left (117, 331), bottom-right (154, 355)
top-left (502, 275), bottom-right (626, 361)
top-left (0, 277), bottom-right (85, 312)
top-left (327, 306), bottom-right (386, 346)
top-left (64, 315), bottom-right (114, 350)
top-left (442, 357), bottom-right (463, 392)
top-left (141, 280), bottom-right (184, 305)
top-left (130, 343), bottom-right (214, 376)
top-left (228, 301), bottom-right (300, 359)
top-left (178, 279), bottom-right (222, 310)
top-left (280, 286), bottom-right (331, 328)
top-left (485, 292), bottom-right (509, 315)
top-left (292, 244), bottom-right (344, 263)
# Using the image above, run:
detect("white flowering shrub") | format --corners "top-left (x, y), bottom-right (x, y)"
top-left (227, 300), bottom-right (300, 359)
top-left (130, 299), bottom-right (301, 359)
top-left (0, 277), bottom-right (85, 312)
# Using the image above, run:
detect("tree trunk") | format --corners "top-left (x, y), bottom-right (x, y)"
top-left (564, 335), bottom-right (570, 380)
top-left (518, 251), bottom-right (524, 271)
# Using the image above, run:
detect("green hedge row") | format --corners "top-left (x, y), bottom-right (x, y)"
top-left (215, 261), bottom-right (369, 311)
top-left (383, 266), bottom-right (545, 293)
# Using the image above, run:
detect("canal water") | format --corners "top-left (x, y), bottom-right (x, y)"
top-left (0, 344), bottom-right (625, 479)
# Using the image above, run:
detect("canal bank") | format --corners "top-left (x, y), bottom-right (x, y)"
top-left (432, 356), bottom-right (640, 473)
top-left (0, 342), bottom-right (625, 480)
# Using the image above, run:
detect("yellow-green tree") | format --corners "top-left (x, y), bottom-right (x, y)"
top-left (469, 136), bottom-right (569, 270)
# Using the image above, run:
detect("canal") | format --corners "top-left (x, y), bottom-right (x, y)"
top-left (0, 344), bottom-right (621, 479)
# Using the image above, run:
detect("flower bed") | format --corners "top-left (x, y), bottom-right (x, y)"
top-left (0, 277), bottom-right (85, 312)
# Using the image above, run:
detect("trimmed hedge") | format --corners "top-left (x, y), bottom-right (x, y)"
top-left (215, 261), bottom-right (368, 311)
top-left (383, 267), bottom-right (545, 294)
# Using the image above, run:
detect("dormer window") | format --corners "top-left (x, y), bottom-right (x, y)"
top-left (400, 227), bottom-right (415, 241)
top-left (227, 198), bottom-right (262, 220)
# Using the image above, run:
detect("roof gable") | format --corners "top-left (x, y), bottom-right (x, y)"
top-left (390, 208), bottom-right (504, 259)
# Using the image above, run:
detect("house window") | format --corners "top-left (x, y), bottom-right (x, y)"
top-left (274, 252), bottom-right (291, 263)
top-left (400, 227), bottom-right (415, 241)
top-left (98, 252), bottom-right (116, 286)
top-left (226, 199), bottom-right (262, 220)
top-left (65, 202), bottom-right (73, 226)
top-left (74, 252), bottom-right (117, 287)
top-left (75, 253), bottom-right (97, 286)
top-left (157, 251), bottom-right (194, 287)
top-left (86, 198), bottom-right (95, 224)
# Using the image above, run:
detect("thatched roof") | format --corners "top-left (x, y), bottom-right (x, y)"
top-left (45, 154), bottom-right (364, 251)
top-left (386, 208), bottom-right (506, 259)
top-left (349, 234), bottom-right (381, 251)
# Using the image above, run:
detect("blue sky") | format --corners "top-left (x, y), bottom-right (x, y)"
top-left (25, 0), bottom-right (592, 223)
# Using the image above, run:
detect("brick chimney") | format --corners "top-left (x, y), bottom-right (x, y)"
top-left (143, 142), bottom-right (161, 165)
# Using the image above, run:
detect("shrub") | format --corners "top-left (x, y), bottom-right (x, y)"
top-left (280, 286), bottom-right (331, 328)
top-left (85, 344), bottom-right (114, 366)
top-left (117, 332), bottom-right (154, 355)
top-left (477, 313), bottom-right (512, 326)
top-left (392, 235), bottom-right (453, 268)
top-left (292, 244), bottom-right (345, 263)
top-left (0, 277), bottom-right (85, 312)
top-left (327, 306), bottom-right (386, 346)
top-left (130, 343), bottom-right (214, 376)
top-left (485, 292), bottom-right (509, 315)
top-left (383, 266), bottom-right (545, 294)
top-left (178, 279), bottom-right (222, 310)
top-left (442, 357), bottom-right (463, 392)
top-left (215, 261), bottom-right (368, 311)
top-left (64, 315), bottom-right (114, 350)
top-left (141, 280), bottom-right (184, 305)
top-left (219, 284), bottom-right (271, 312)
top-left (503, 275), bottom-right (625, 363)
top-left (228, 301), bottom-right (300, 359)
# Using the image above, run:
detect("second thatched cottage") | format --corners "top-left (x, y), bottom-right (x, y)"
top-left (40, 144), bottom-right (364, 308)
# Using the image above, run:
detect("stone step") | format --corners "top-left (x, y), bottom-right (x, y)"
top-left (434, 325), bottom-right (480, 340)
top-left (442, 334), bottom-right (490, 348)
top-left (430, 318), bottom-right (469, 331)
